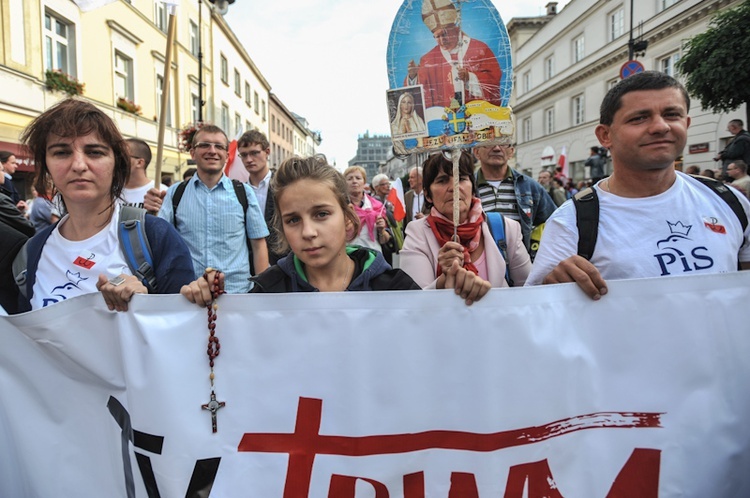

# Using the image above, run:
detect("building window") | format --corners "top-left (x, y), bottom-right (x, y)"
top-left (235, 113), bottom-right (242, 135)
top-left (545, 107), bottom-right (554, 135)
top-left (254, 91), bottom-right (259, 114)
top-left (246, 120), bottom-right (252, 133)
top-left (573, 35), bottom-right (585, 63)
top-left (522, 71), bottom-right (531, 93)
top-left (233, 70), bottom-right (241, 96)
top-left (220, 54), bottom-right (228, 84)
top-left (221, 103), bottom-right (229, 133)
top-left (522, 117), bottom-right (532, 142)
top-left (44, 11), bottom-right (76, 75)
top-left (544, 56), bottom-right (554, 80)
top-left (608, 78), bottom-right (619, 90)
top-left (244, 82), bottom-right (251, 106)
top-left (154, 1), bottom-right (167, 33)
top-left (660, 52), bottom-right (680, 77)
top-left (261, 100), bottom-right (266, 122)
top-left (155, 74), bottom-right (172, 126)
top-left (191, 93), bottom-right (200, 123)
top-left (189, 20), bottom-right (199, 57)
top-left (572, 94), bottom-right (585, 126)
top-left (659, 0), bottom-right (680, 12)
top-left (610, 7), bottom-right (624, 41)
top-left (114, 51), bottom-right (134, 100)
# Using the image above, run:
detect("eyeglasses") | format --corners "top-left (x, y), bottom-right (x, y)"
top-left (194, 142), bottom-right (228, 152)
top-left (239, 150), bottom-right (263, 159)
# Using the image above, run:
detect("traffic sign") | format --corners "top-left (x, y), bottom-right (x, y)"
top-left (620, 60), bottom-right (645, 79)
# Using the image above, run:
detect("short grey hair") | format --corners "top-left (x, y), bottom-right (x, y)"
top-left (372, 173), bottom-right (390, 187)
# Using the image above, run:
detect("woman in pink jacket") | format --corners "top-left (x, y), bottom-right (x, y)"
top-left (400, 151), bottom-right (531, 305)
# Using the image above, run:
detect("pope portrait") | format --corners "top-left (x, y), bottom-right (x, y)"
top-left (405, 0), bottom-right (503, 108)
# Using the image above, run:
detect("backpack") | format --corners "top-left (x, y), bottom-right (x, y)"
top-left (13, 206), bottom-right (157, 300)
top-left (171, 178), bottom-right (255, 270)
top-left (485, 211), bottom-right (513, 287)
top-left (573, 175), bottom-right (749, 262)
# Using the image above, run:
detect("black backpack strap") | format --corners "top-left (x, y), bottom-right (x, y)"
top-left (171, 179), bottom-right (189, 224)
top-left (573, 187), bottom-right (600, 261)
top-left (231, 179), bottom-right (256, 273)
top-left (690, 174), bottom-right (749, 232)
top-left (119, 206), bottom-right (157, 291)
top-left (231, 179), bottom-right (248, 214)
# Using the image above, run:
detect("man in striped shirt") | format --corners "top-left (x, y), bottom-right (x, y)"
top-left (474, 143), bottom-right (556, 253)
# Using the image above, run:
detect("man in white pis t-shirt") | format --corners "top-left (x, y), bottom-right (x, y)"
top-left (526, 71), bottom-right (750, 299)
top-left (121, 138), bottom-right (167, 210)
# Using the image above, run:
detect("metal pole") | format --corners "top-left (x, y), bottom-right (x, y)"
top-left (198, 0), bottom-right (204, 123)
top-left (628, 0), bottom-right (634, 60)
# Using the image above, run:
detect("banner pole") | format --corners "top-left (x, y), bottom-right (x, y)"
top-left (154, 9), bottom-right (177, 184)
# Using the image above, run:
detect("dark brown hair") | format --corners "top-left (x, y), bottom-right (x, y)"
top-left (421, 150), bottom-right (476, 209)
top-left (20, 98), bottom-right (129, 205)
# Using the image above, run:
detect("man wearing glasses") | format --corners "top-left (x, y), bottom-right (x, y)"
top-left (147, 125), bottom-right (269, 293)
top-left (237, 130), bottom-right (284, 267)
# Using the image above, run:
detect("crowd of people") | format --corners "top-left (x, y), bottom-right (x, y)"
top-left (1, 71), bottom-right (749, 316)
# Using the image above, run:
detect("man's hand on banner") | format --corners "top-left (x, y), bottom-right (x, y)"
top-left (542, 255), bottom-right (608, 301)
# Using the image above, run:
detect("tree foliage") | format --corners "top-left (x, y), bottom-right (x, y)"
top-left (676, 0), bottom-right (750, 123)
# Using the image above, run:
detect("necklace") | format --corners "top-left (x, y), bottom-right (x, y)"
top-left (309, 257), bottom-right (354, 291)
top-left (602, 175), bottom-right (614, 193)
top-left (340, 258), bottom-right (354, 291)
top-left (201, 268), bottom-right (225, 433)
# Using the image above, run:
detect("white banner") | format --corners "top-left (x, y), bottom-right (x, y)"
top-left (1, 273), bottom-right (750, 497)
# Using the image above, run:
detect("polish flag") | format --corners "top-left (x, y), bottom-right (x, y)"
top-left (224, 129), bottom-right (250, 183)
top-left (557, 146), bottom-right (569, 179)
top-left (387, 180), bottom-right (406, 222)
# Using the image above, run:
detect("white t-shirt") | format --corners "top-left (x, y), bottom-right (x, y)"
top-left (526, 172), bottom-right (750, 285)
top-left (31, 204), bottom-right (132, 310)
top-left (121, 180), bottom-right (168, 208)
top-left (249, 170), bottom-right (272, 214)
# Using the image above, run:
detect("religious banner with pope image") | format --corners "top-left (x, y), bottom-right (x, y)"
top-left (2, 273), bottom-right (750, 496)
top-left (387, 0), bottom-right (514, 154)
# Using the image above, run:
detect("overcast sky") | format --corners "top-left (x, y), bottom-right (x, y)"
top-left (226, 0), bottom-right (571, 168)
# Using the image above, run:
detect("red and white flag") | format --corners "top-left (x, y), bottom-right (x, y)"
top-left (557, 146), bottom-right (569, 179)
top-left (224, 129), bottom-right (250, 183)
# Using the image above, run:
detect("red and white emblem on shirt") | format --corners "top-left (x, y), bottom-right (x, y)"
top-left (74, 256), bottom-right (96, 269)
top-left (703, 217), bottom-right (726, 234)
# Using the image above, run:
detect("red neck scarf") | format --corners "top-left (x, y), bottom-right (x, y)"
top-left (427, 198), bottom-right (484, 277)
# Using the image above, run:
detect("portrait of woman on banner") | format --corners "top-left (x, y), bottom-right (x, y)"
top-left (390, 90), bottom-right (427, 140)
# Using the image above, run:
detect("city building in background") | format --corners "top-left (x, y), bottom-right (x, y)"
top-left (508, 0), bottom-right (746, 181)
top-left (0, 0), bottom-right (319, 193)
top-left (348, 132), bottom-right (393, 181)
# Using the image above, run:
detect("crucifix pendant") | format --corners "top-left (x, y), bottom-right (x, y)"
top-left (201, 390), bottom-right (225, 433)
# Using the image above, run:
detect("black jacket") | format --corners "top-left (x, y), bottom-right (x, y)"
top-left (251, 246), bottom-right (420, 293)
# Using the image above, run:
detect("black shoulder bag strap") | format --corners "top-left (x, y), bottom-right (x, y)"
top-left (573, 186), bottom-right (600, 261)
top-left (171, 179), bottom-right (189, 224)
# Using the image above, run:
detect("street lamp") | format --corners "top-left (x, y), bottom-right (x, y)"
top-left (197, 0), bottom-right (236, 122)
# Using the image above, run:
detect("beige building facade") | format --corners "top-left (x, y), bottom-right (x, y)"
top-left (0, 0), bottom-right (318, 192)
top-left (509, 0), bottom-right (746, 181)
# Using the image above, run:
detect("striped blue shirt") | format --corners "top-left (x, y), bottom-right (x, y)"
top-left (158, 174), bottom-right (269, 293)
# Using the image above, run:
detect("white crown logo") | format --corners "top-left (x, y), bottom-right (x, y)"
top-left (667, 221), bottom-right (691, 237)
